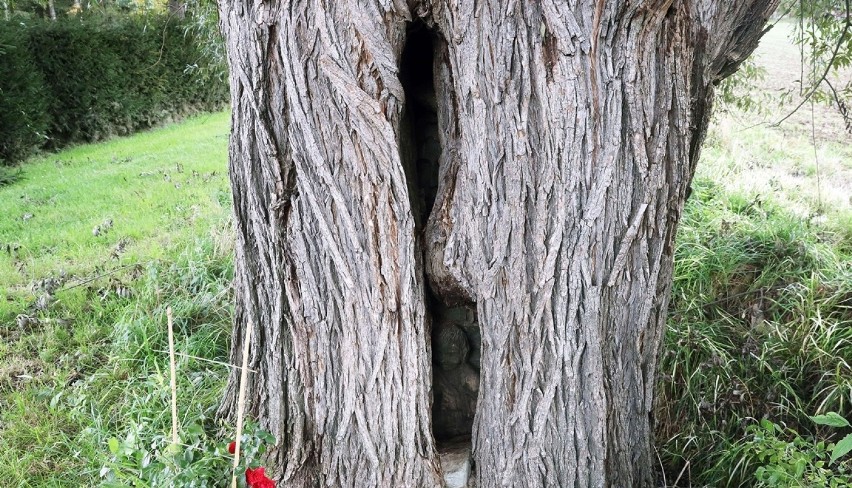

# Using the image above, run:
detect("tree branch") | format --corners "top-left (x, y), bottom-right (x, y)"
top-left (695, 0), bottom-right (781, 82)
top-left (772, 0), bottom-right (851, 127)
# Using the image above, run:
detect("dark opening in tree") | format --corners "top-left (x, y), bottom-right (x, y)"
top-left (400, 20), bottom-right (481, 446)
top-left (399, 21), bottom-right (440, 229)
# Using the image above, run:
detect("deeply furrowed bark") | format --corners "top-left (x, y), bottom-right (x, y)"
top-left (218, 1), bottom-right (778, 486)
top-left (217, 2), bottom-right (441, 485)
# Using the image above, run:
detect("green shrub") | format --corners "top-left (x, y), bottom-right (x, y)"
top-left (0, 15), bottom-right (228, 165)
top-left (103, 420), bottom-right (275, 487)
top-left (0, 29), bottom-right (49, 163)
top-left (713, 416), bottom-right (852, 487)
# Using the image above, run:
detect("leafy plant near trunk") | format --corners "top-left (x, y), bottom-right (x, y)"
top-left (811, 413), bottom-right (852, 464)
top-left (711, 415), bottom-right (852, 487)
top-left (102, 419), bottom-right (274, 487)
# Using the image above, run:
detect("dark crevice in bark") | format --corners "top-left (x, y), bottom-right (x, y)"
top-left (400, 21), bottom-right (439, 229)
top-left (400, 20), bottom-right (480, 450)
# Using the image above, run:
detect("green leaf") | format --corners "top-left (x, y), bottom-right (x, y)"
top-left (184, 422), bottom-right (204, 437)
top-left (108, 437), bottom-right (120, 455)
top-left (182, 447), bottom-right (195, 466)
top-left (830, 434), bottom-right (852, 464)
top-left (794, 458), bottom-right (805, 477)
top-left (810, 412), bottom-right (851, 428)
top-left (163, 442), bottom-right (183, 459)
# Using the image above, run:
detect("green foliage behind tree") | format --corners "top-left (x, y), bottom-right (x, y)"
top-left (0, 15), bottom-right (227, 165)
top-left (0, 29), bottom-right (49, 163)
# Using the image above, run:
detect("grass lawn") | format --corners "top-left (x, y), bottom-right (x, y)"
top-left (0, 111), bottom-right (232, 318)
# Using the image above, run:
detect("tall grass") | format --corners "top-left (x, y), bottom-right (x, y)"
top-left (0, 112), bottom-right (235, 485)
top-left (0, 232), bottom-right (235, 485)
top-left (657, 177), bottom-right (852, 486)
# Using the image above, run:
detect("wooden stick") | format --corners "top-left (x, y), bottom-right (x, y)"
top-left (167, 306), bottom-right (179, 445)
top-left (232, 322), bottom-right (253, 488)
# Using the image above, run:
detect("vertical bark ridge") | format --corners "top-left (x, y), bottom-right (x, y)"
top-left (219, 1), bottom-right (443, 485)
top-left (424, 1), bottom-right (778, 485)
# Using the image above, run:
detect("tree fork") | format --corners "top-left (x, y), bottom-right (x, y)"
top-left (217, 1), bottom-right (779, 486)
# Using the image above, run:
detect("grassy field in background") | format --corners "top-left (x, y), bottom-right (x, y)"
top-left (0, 112), bottom-right (234, 485)
top-left (0, 22), bottom-right (850, 486)
top-left (0, 111), bottom-right (232, 317)
top-left (702, 20), bottom-right (852, 229)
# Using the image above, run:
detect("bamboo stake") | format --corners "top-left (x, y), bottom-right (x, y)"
top-left (231, 322), bottom-right (253, 488)
top-left (167, 307), bottom-right (179, 445)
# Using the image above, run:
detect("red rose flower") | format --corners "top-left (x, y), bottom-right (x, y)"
top-left (227, 441), bottom-right (236, 454)
top-left (246, 466), bottom-right (275, 488)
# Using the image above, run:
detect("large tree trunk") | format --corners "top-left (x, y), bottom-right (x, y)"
top-left (217, 1), bottom-right (778, 486)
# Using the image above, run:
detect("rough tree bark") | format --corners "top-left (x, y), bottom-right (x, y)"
top-left (217, 1), bottom-right (778, 486)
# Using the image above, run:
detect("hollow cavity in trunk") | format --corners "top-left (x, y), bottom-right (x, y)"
top-left (399, 21), bottom-right (480, 447)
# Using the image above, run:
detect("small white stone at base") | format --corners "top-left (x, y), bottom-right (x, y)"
top-left (440, 445), bottom-right (471, 488)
